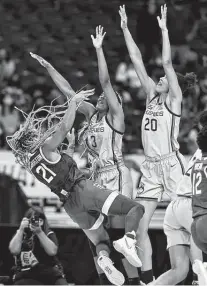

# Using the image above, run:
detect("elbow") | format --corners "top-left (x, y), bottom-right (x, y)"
top-left (100, 77), bottom-right (110, 87)
top-left (162, 59), bottom-right (172, 66)
top-left (9, 245), bottom-right (20, 256)
top-left (48, 245), bottom-right (58, 256)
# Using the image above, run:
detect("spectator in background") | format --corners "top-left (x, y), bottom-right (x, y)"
top-left (136, 0), bottom-right (161, 64)
top-left (188, 2), bottom-right (207, 58)
top-left (166, 0), bottom-right (198, 68)
top-left (9, 207), bottom-right (67, 285)
top-left (0, 49), bottom-right (16, 86)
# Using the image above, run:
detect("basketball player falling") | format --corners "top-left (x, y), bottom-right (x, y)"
top-left (190, 125), bottom-right (207, 285)
top-left (150, 111), bottom-right (207, 285)
top-left (119, 4), bottom-right (196, 284)
top-left (29, 25), bottom-right (139, 284)
top-left (7, 90), bottom-right (144, 286)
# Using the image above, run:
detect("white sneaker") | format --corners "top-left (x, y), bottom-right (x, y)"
top-left (113, 232), bottom-right (142, 268)
top-left (193, 259), bottom-right (207, 286)
top-left (97, 255), bottom-right (125, 286)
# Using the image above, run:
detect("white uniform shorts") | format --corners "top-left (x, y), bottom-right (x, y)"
top-left (136, 151), bottom-right (186, 201)
top-left (163, 196), bottom-right (193, 249)
top-left (95, 162), bottom-right (133, 198)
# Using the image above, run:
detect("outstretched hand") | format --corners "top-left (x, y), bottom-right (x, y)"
top-left (30, 52), bottom-right (51, 68)
top-left (119, 5), bottom-right (128, 29)
top-left (157, 4), bottom-right (167, 31)
top-left (66, 128), bottom-right (75, 145)
top-left (72, 88), bottom-right (95, 104)
top-left (91, 26), bottom-right (106, 49)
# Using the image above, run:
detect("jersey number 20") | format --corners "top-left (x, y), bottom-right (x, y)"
top-left (144, 118), bottom-right (157, 131)
top-left (36, 163), bottom-right (56, 183)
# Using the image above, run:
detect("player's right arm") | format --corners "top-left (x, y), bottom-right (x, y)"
top-left (42, 89), bottom-right (94, 158)
top-left (30, 53), bottom-right (96, 121)
top-left (119, 5), bottom-right (155, 104)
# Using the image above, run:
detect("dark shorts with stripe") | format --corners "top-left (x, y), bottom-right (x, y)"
top-left (63, 179), bottom-right (141, 230)
top-left (136, 151), bottom-right (186, 202)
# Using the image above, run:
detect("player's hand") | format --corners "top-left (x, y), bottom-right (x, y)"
top-left (19, 217), bottom-right (29, 231)
top-left (91, 26), bottom-right (106, 49)
top-left (119, 5), bottom-right (128, 29)
top-left (30, 52), bottom-right (51, 68)
top-left (157, 4), bottom-right (167, 31)
top-left (66, 128), bottom-right (75, 145)
top-left (72, 88), bottom-right (95, 104)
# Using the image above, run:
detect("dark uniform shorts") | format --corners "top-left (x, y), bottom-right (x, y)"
top-left (64, 179), bottom-right (120, 230)
top-left (191, 214), bottom-right (207, 254)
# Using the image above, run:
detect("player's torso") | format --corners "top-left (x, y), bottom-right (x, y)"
top-left (176, 149), bottom-right (202, 197)
top-left (30, 148), bottom-right (84, 195)
top-left (191, 154), bottom-right (207, 218)
top-left (141, 95), bottom-right (180, 157)
top-left (85, 113), bottom-right (123, 167)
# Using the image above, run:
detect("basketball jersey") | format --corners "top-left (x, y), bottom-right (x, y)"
top-left (176, 149), bottom-right (202, 197)
top-left (84, 112), bottom-right (124, 168)
top-left (30, 148), bottom-right (85, 200)
top-left (191, 154), bottom-right (207, 218)
top-left (142, 95), bottom-right (181, 157)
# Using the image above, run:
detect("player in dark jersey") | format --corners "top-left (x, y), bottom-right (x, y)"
top-left (190, 125), bottom-right (207, 285)
top-left (7, 90), bottom-right (145, 286)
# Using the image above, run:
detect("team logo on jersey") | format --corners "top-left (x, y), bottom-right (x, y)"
top-left (194, 162), bottom-right (203, 170)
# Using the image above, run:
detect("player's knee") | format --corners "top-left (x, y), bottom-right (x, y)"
top-left (96, 240), bottom-right (111, 255)
top-left (171, 260), bottom-right (189, 281)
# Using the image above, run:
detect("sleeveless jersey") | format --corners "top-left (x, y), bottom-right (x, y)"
top-left (191, 154), bottom-right (207, 218)
top-left (84, 112), bottom-right (124, 168)
top-left (176, 149), bottom-right (202, 197)
top-left (141, 95), bottom-right (181, 157)
top-left (29, 148), bottom-right (85, 200)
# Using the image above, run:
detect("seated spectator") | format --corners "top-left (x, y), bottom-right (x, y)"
top-left (189, 2), bottom-right (207, 56)
top-left (0, 49), bottom-right (16, 86)
top-left (9, 207), bottom-right (67, 285)
top-left (166, 0), bottom-right (198, 67)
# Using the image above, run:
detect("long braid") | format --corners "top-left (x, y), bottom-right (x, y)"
top-left (6, 89), bottom-right (87, 172)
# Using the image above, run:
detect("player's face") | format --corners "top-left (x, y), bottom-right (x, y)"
top-left (155, 76), bottom-right (169, 94)
top-left (96, 93), bottom-right (108, 112)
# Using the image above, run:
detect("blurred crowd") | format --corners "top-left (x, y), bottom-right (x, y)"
top-left (0, 0), bottom-right (207, 155)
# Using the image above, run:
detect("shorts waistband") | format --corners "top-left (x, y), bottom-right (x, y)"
top-left (145, 151), bottom-right (177, 162)
top-left (97, 161), bottom-right (124, 174)
top-left (177, 194), bottom-right (192, 199)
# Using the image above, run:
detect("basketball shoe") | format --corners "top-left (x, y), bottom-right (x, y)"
top-left (97, 254), bottom-right (125, 286)
top-left (113, 231), bottom-right (142, 267)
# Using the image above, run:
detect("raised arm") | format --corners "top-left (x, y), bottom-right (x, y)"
top-left (30, 53), bottom-right (95, 121)
top-left (42, 89), bottom-right (94, 154)
top-left (157, 5), bottom-right (182, 113)
top-left (119, 5), bottom-right (155, 102)
top-left (91, 26), bottom-right (124, 119)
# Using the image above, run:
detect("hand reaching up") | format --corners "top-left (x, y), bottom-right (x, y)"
top-left (91, 26), bottom-right (106, 49)
top-left (119, 5), bottom-right (128, 29)
top-left (30, 52), bottom-right (51, 68)
top-left (157, 4), bottom-right (167, 31)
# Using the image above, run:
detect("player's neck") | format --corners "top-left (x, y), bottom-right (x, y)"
top-left (97, 111), bottom-right (106, 121)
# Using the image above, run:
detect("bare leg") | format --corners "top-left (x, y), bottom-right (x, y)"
top-left (152, 245), bottom-right (190, 285)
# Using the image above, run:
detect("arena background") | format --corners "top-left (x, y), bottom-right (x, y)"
top-left (0, 0), bottom-right (207, 284)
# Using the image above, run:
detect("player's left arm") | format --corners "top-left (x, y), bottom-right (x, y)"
top-left (42, 89), bottom-right (94, 156)
top-left (158, 5), bottom-right (182, 114)
top-left (91, 26), bottom-right (125, 123)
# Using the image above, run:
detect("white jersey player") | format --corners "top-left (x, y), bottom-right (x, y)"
top-left (152, 148), bottom-right (203, 285)
top-left (119, 4), bottom-right (197, 284)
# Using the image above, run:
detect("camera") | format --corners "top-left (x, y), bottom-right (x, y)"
top-left (30, 214), bottom-right (40, 227)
